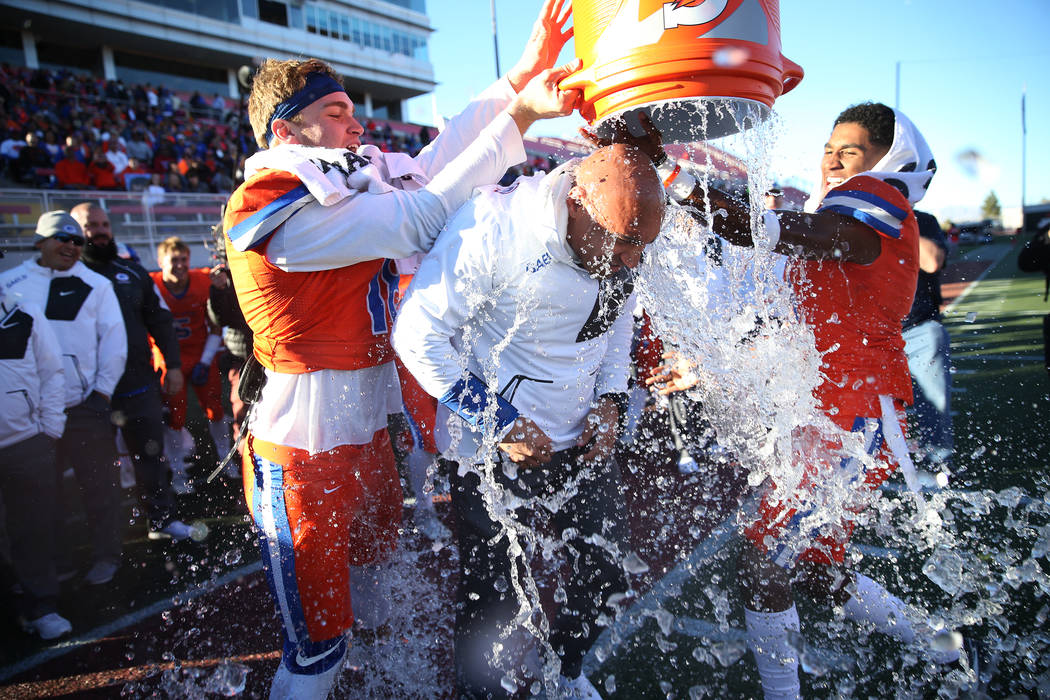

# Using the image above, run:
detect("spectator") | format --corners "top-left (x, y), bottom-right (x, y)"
top-left (0, 286), bottom-right (71, 639)
top-left (142, 172), bottom-right (166, 207)
top-left (73, 203), bottom-right (194, 540)
top-left (0, 211), bottom-right (128, 586)
top-left (903, 211), bottom-right (954, 475)
top-left (104, 137), bottom-right (129, 176)
top-left (185, 170), bottom-right (211, 193)
top-left (41, 130), bottom-right (62, 162)
top-left (149, 236), bottom-right (230, 493)
top-left (87, 147), bottom-right (119, 190)
top-left (54, 146), bottom-right (90, 189)
top-left (1018, 217), bottom-right (1050, 377)
top-left (126, 130), bottom-right (153, 163)
top-left (0, 129), bottom-right (24, 174)
top-left (15, 131), bottom-right (53, 185)
top-left (164, 170), bottom-right (185, 193)
top-left (211, 93), bottom-right (227, 120)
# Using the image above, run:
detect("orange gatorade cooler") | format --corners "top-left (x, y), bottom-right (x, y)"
top-left (560, 0), bottom-right (803, 141)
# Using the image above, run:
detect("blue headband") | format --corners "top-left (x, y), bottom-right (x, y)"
top-left (265, 73), bottom-right (347, 144)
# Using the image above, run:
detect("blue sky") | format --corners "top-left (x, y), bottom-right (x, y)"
top-left (405, 0), bottom-right (1050, 225)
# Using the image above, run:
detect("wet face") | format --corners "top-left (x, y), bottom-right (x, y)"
top-left (821, 122), bottom-right (890, 195)
top-left (565, 145), bottom-right (665, 279)
top-left (567, 193), bottom-right (661, 278)
top-left (159, 250), bottom-right (190, 285)
top-left (37, 234), bottom-right (83, 271)
top-left (72, 206), bottom-right (112, 247)
top-left (274, 92), bottom-right (363, 150)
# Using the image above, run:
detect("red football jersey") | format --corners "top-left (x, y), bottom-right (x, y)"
top-left (150, 268), bottom-right (214, 365)
top-left (788, 175), bottom-right (919, 422)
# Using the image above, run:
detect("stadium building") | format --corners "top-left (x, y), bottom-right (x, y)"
top-left (1, 0), bottom-right (435, 121)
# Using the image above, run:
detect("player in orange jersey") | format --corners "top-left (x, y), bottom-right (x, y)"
top-left (221, 2), bottom-right (580, 696)
top-left (642, 104), bottom-right (971, 697)
top-left (150, 236), bottom-right (229, 493)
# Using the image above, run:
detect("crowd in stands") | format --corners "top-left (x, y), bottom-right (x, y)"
top-left (0, 64), bottom-right (469, 196)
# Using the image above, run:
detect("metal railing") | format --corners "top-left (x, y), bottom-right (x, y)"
top-left (0, 188), bottom-right (228, 254)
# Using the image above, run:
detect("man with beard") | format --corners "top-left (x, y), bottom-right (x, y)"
top-left (72, 203), bottom-right (193, 541)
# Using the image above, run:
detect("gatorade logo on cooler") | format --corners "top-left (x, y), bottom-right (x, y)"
top-left (591, 0), bottom-right (767, 59)
top-left (662, 0), bottom-right (729, 30)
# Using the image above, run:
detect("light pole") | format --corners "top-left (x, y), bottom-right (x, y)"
top-left (895, 61), bottom-right (900, 110)
top-left (491, 0), bottom-right (501, 80)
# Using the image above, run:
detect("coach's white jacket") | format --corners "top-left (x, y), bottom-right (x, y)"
top-left (0, 259), bottom-right (126, 407)
top-left (393, 164), bottom-right (635, 461)
top-left (0, 293), bottom-right (66, 447)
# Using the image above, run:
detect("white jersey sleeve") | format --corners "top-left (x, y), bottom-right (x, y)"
top-left (413, 78), bottom-right (517, 179)
top-left (392, 199), bottom-right (501, 400)
top-left (270, 112), bottom-right (525, 273)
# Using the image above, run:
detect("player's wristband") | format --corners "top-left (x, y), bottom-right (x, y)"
top-left (439, 372), bottom-right (519, 436)
top-left (655, 158), bottom-right (697, 202)
top-left (761, 210), bottom-right (782, 250)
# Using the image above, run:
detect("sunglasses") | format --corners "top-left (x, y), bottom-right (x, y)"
top-left (52, 233), bottom-right (85, 246)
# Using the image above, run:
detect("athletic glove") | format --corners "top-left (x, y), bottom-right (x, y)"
top-left (190, 362), bottom-right (210, 386)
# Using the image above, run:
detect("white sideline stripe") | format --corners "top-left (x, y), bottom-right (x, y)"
top-left (951, 353), bottom-right (1042, 362)
top-left (943, 246), bottom-right (1015, 314)
top-left (582, 498), bottom-right (756, 675)
top-left (0, 561), bottom-right (263, 684)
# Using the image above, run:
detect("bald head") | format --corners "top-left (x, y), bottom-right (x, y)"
top-left (566, 144), bottom-right (665, 277)
top-left (71, 202), bottom-right (113, 247)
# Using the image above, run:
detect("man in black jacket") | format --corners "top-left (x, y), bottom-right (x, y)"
top-left (73, 203), bottom-right (193, 540)
top-left (1018, 218), bottom-right (1050, 377)
top-left (902, 211), bottom-right (954, 474)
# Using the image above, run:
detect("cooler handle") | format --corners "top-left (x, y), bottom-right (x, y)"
top-left (780, 56), bottom-right (804, 95)
top-left (558, 64), bottom-right (596, 92)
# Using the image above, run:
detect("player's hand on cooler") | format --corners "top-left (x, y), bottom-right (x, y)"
top-left (507, 0), bottom-right (574, 93)
top-left (163, 367), bottom-right (185, 396)
top-left (580, 111), bottom-right (667, 167)
top-left (498, 416), bottom-right (554, 467)
top-left (508, 60), bottom-right (583, 134)
top-left (576, 395), bottom-right (620, 463)
top-left (190, 362), bottom-right (210, 386)
top-left (646, 351), bottom-right (699, 395)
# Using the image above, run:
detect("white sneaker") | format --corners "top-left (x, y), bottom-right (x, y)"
top-left (558, 673), bottom-right (602, 699)
top-left (148, 519), bottom-right (194, 541)
top-left (269, 653), bottom-right (345, 700)
top-left (677, 454), bottom-right (700, 475)
top-left (414, 508), bottom-right (451, 541)
top-left (84, 560), bottom-right (119, 585)
top-left (25, 612), bottom-right (72, 640)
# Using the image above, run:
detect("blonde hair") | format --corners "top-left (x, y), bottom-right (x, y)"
top-left (247, 58), bottom-right (343, 149)
top-left (157, 236), bottom-right (190, 259)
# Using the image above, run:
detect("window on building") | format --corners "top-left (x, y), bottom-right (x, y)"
top-left (259, 0), bottom-right (289, 26)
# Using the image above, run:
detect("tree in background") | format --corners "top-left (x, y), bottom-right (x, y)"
top-left (982, 190), bottom-right (1002, 222)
